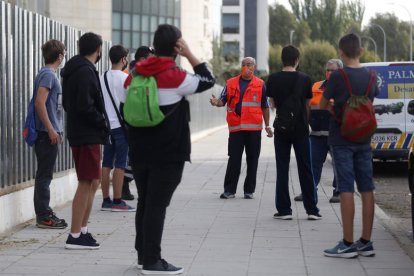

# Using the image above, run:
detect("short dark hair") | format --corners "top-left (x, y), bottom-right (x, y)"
top-left (134, 46), bottom-right (154, 61)
top-left (281, 45), bottom-right (300, 67)
top-left (339, 33), bottom-right (361, 59)
top-left (42, 40), bottom-right (65, 64)
top-left (79, 32), bottom-right (102, 56)
top-left (153, 24), bottom-right (182, 57)
top-left (109, 45), bottom-right (128, 64)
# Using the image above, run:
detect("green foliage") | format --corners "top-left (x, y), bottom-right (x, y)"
top-left (298, 41), bottom-right (338, 82)
top-left (364, 13), bottom-right (411, 61)
top-left (209, 36), bottom-right (240, 86)
top-left (360, 49), bottom-right (379, 63)
top-left (269, 44), bottom-right (283, 73)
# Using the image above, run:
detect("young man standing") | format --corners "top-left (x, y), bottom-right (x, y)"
top-left (266, 45), bottom-right (321, 221)
top-left (100, 45), bottom-right (135, 212)
top-left (126, 24), bottom-right (215, 274)
top-left (33, 39), bottom-right (67, 229)
top-left (62, 32), bottom-right (110, 249)
top-left (321, 33), bottom-right (378, 258)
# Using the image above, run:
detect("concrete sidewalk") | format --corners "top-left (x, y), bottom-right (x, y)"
top-left (1, 127), bottom-right (414, 276)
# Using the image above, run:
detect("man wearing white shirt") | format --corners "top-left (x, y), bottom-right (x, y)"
top-left (100, 45), bottom-right (135, 212)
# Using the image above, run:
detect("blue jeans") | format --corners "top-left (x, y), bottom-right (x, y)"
top-left (310, 135), bottom-right (338, 197)
top-left (330, 144), bottom-right (375, 193)
top-left (102, 127), bottom-right (128, 169)
top-left (34, 131), bottom-right (58, 219)
top-left (274, 136), bottom-right (319, 215)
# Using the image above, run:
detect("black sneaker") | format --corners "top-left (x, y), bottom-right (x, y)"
top-left (65, 234), bottom-right (100, 250)
top-left (273, 213), bottom-right (293, 220)
top-left (329, 195), bottom-right (340, 203)
top-left (81, 232), bottom-right (99, 246)
top-left (142, 259), bottom-right (184, 275)
top-left (122, 193), bottom-right (135, 200)
top-left (308, 213), bottom-right (322, 220)
top-left (36, 214), bottom-right (67, 229)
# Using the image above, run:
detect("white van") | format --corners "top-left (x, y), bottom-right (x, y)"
top-left (363, 62), bottom-right (414, 161)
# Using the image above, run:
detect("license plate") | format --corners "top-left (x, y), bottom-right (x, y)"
top-left (371, 134), bottom-right (400, 143)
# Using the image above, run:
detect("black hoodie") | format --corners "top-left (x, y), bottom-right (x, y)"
top-left (61, 55), bottom-right (109, 146)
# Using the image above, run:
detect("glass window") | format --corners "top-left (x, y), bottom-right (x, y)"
top-left (141, 33), bottom-right (150, 46)
top-left (122, 13), bottom-right (131, 30)
top-left (223, 41), bottom-right (239, 60)
top-left (167, 17), bottom-right (173, 25)
top-left (174, 18), bottom-right (180, 28)
top-left (151, 16), bottom-right (158, 32)
top-left (122, 31), bottom-right (131, 49)
top-left (204, 5), bottom-right (208, 19)
top-left (142, 15), bottom-right (149, 32)
top-left (112, 0), bottom-right (122, 11)
top-left (132, 32), bottom-right (140, 49)
top-left (133, 0), bottom-right (142, 13)
top-left (132, 15), bottom-right (140, 31)
top-left (112, 12), bottom-right (121, 29)
top-left (159, 0), bottom-right (167, 16)
top-left (167, 0), bottom-right (174, 17)
top-left (112, 30), bottom-right (121, 44)
top-left (142, 0), bottom-right (150, 13)
top-left (123, 0), bottom-right (132, 11)
top-left (151, 0), bottom-right (159, 15)
top-left (222, 13), bottom-right (239, 34)
top-left (223, 0), bottom-right (239, 5)
top-left (158, 17), bottom-right (166, 25)
top-left (174, 0), bottom-right (180, 17)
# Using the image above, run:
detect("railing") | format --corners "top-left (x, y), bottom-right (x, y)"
top-left (0, 1), bottom-right (225, 193)
top-left (0, 1), bottom-right (111, 192)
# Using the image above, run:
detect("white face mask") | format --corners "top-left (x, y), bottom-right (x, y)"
top-left (58, 56), bottom-right (66, 69)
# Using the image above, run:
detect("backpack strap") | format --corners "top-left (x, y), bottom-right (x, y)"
top-left (364, 69), bottom-right (375, 97)
top-left (104, 71), bottom-right (127, 133)
top-left (338, 69), bottom-right (353, 96)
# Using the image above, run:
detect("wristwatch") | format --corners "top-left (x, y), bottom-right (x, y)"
top-left (265, 126), bottom-right (271, 129)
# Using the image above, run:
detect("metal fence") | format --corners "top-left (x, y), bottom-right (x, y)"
top-left (0, 1), bottom-right (111, 191)
top-left (0, 1), bottom-right (225, 193)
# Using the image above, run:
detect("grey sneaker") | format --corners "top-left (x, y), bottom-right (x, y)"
top-left (324, 241), bottom-right (358, 258)
top-left (329, 195), bottom-right (340, 203)
top-left (294, 194), bottom-right (303, 201)
top-left (220, 192), bottom-right (235, 199)
top-left (352, 240), bottom-right (375, 257)
top-left (142, 259), bottom-right (184, 275)
top-left (244, 193), bottom-right (254, 199)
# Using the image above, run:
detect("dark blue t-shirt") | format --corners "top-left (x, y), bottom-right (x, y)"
top-left (34, 67), bottom-right (63, 133)
top-left (323, 67), bottom-right (379, 145)
top-left (219, 78), bottom-right (269, 115)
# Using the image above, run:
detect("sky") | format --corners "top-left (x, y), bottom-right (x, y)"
top-left (269, 0), bottom-right (414, 27)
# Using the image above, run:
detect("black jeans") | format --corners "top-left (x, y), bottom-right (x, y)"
top-left (34, 131), bottom-right (58, 219)
top-left (274, 135), bottom-right (319, 215)
top-left (224, 131), bottom-right (261, 194)
top-left (132, 161), bottom-right (185, 265)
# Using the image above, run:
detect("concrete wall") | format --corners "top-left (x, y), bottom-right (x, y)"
top-left (180, 0), bottom-right (214, 72)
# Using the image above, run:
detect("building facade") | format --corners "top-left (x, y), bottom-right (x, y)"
top-left (222, 0), bottom-right (269, 74)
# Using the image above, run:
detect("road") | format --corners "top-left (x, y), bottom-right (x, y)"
top-left (373, 161), bottom-right (414, 260)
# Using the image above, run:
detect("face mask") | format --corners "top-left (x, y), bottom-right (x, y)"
top-left (95, 51), bottom-right (102, 64)
top-left (240, 65), bottom-right (254, 80)
top-left (58, 56), bottom-right (66, 69)
top-left (325, 70), bottom-right (332, 80)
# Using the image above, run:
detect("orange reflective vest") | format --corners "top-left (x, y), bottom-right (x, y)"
top-left (226, 75), bottom-right (264, 132)
top-left (310, 80), bottom-right (325, 107)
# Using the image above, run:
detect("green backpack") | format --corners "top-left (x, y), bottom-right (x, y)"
top-left (123, 75), bottom-right (165, 127)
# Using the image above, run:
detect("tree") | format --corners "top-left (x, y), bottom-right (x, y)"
top-left (269, 44), bottom-right (283, 73)
top-left (299, 41), bottom-right (338, 82)
top-left (365, 13), bottom-right (411, 61)
top-left (209, 36), bottom-right (239, 85)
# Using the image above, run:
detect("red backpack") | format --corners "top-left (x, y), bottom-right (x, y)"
top-left (337, 69), bottom-right (377, 144)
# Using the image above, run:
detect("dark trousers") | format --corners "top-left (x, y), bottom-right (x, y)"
top-left (34, 131), bottom-right (58, 219)
top-left (274, 135), bottom-right (319, 215)
top-left (132, 161), bottom-right (185, 265)
top-left (224, 130), bottom-right (261, 194)
top-left (309, 135), bottom-right (338, 199)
